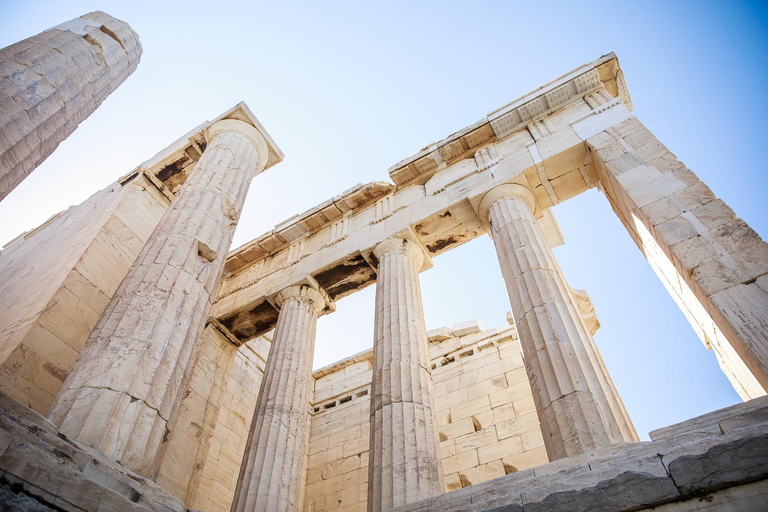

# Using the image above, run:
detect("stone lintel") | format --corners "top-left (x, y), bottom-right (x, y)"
top-left (311, 348), bottom-right (374, 380)
top-left (208, 317), bottom-right (243, 347)
top-left (225, 181), bottom-right (394, 274)
top-left (212, 55), bottom-right (636, 340)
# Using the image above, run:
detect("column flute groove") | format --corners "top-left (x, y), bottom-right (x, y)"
top-left (368, 238), bottom-right (443, 512)
top-left (48, 119), bottom-right (270, 477)
top-left (231, 284), bottom-right (330, 512)
top-left (479, 184), bottom-right (637, 461)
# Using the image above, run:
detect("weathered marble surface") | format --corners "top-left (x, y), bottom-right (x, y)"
top-left (232, 285), bottom-right (330, 512)
top-left (48, 119), bottom-right (269, 477)
top-left (0, 390), bottom-right (186, 512)
top-left (303, 320), bottom-right (548, 512)
top-left (368, 238), bottom-right (444, 511)
top-left (0, 11), bottom-right (141, 201)
top-left (588, 117), bottom-right (768, 399)
top-left (480, 184), bottom-right (636, 460)
top-left (390, 396), bottom-right (768, 512)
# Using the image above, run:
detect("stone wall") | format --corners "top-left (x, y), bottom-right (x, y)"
top-left (192, 336), bottom-right (271, 512)
top-left (0, 173), bottom-right (169, 413)
top-left (391, 395), bottom-right (768, 512)
top-left (301, 320), bottom-right (548, 512)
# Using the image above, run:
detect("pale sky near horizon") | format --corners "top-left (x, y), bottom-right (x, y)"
top-left (1, 1), bottom-right (766, 440)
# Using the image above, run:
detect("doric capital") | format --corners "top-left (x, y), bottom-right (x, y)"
top-left (275, 284), bottom-right (331, 315)
top-left (478, 183), bottom-right (536, 222)
top-left (373, 237), bottom-right (425, 271)
top-left (204, 119), bottom-right (269, 174)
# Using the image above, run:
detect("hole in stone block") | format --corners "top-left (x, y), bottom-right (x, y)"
top-left (431, 363), bottom-right (437, 370)
top-left (471, 415), bottom-right (482, 432)
top-left (323, 402), bottom-right (336, 410)
top-left (313, 407), bottom-right (320, 413)
top-left (440, 356), bottom-right (455, 367)
top-left (459, 349), bottom-right (474, 358)
top-left (339, 395), bottom-right (352, 404)
top-left (184, 145), bottom-right (201, 160)
top-left (478, 341), bottom-right (494, 352)
top-left (439, 432), bottom-right (448, 442)
top-left (356, 389), bottom-right (368, 397)
top-left (459, 474), bottom-right (472, 488)
top-left (504, 463), bottom-right (518, 474)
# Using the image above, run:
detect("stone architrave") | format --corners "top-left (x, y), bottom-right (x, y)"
top-left (47, 119), bottom-right (269, 477)
top-left (231, 284), bottom-right (330, 512)
top-left (368, 238), bottom-right (444, 512)
top-left (0, 11), bottom-right (141, 201)
top-left (479, 184), bottom-right (637, 461)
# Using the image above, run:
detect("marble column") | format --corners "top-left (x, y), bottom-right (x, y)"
top-left (231, 284), bottom-right (330, 512)
top-left (368, 238), bottom-right (443, 512)
top-left (479, 184), bottom-right (636, 461)
top-left (48, 119), bottom-right (269, 477)
top-left (0, 11), bottom-right (141, 201)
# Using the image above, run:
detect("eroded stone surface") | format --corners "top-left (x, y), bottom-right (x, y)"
top-left (390, 397), bottom-right (768, 512)
top-left (0, 11), bottom-right (142, 201)
top-left (0, 51), bottom-right (765, 512)
top-left (368, 238), bottom-right (444, 511)
top-left (480, 184), bottom-right (636, 460)
top-left (0, 390), bottom-right (186, 512)
top-left (47, 119), bottom-right (268, 477)
top-left (231, 285), bottom-right (330, 512)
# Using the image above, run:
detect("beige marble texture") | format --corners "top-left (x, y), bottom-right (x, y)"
top-left (231, 285), bottom-right (330, 512)
top-left (480, 184), bottom-right (637, 460)
top-left (47, 119), bottom-right (268, 477)
top-left (0, 11), bottom-right (141, 201)
top-left (367, 238), bottom-right (444, 512)
top-left (588, 117), bottom-right (768, 399)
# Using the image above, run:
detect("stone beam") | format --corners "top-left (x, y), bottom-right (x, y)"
top-left (0, 12), bottom-right (142, 201)
top-left (213, 55), bottom-right (632, 341)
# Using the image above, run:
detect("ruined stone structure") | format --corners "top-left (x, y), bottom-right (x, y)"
top-left (1, 34), bottom-right (767, 512)
top-left (0, 11), bottom-right (141, 201)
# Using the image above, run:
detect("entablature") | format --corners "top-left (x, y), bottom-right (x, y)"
top-left (226, 181), bottom-right (394, 275)
top-left (387, 53), bottom-right (631, 189)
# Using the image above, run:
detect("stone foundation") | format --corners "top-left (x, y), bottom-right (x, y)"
top-left (3, 388), bottom-right (767, 511)
top-left (0, 391), bottom-right (185, 512)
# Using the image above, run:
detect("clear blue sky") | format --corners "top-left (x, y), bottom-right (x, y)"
top-left (1, 1), bottom-right (766, 440)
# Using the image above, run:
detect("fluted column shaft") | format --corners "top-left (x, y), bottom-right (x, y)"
top-left (480, 184), bottom-right (636, 461)
top-left (231, 285), bottom-right (328, 512)
top-left (368, 238), bottom-right (443, 512)
top-left (48, 119), bottom-right (268, 476)
top-left (0, 11), bottom-right (142, 201)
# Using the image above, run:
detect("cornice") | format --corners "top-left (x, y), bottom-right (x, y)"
top-left (225, 181), bottom-right (394, 274)
top-left (387, 53), bottom-right (630, 188)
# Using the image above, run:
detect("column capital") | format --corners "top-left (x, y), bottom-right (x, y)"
top-left (373, 237), bottom-right (424, 271)
top-left (478, 183), bottom-right (536, 222)
top-left (275, 284), bottom-right (330, 315)
top-left (204, 119), bottom-right (269, 174)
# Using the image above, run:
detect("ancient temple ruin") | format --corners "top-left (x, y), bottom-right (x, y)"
top-left (1, 12), bottom-right (767, 512)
